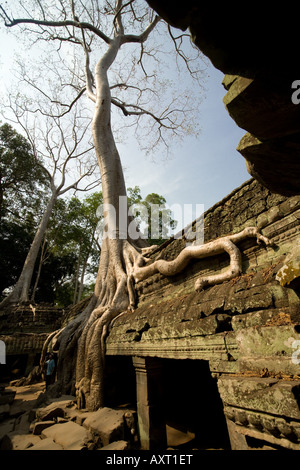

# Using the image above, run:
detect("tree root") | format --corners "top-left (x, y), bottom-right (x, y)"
top-left (133, 226), bottom-right (273, 291)
top-left (51, 226), bottom-right (273, 411)
top-left (74, 239), bottom-right (145, 410)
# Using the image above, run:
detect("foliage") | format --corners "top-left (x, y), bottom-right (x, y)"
top-left (0, 181), bottom-right (176, 305)
top-left (0, 122), bottom-right (49, 221)
top-left (128, 186), bottom-right (177, 245)
top-left (29, 193), bottom-right (102, 306)
top-left (0, 218), bottom-right (34, 297)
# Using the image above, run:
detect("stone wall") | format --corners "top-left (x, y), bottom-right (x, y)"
top-left (0, 304), bottom-right (63, 335)
top-left (0, 304), bottom-right (63, 378)
top-left (106, 178), bottom-right (300, 450)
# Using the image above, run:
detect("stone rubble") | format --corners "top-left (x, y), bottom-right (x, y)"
top-left (0, 381), bottom-right (139, 450)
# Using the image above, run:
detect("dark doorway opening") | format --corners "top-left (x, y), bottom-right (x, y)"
top-left (0, 354), bottom-right (29, 383)
top-left (105, 355), bottom-right (137, 409)
top-left (161, 358), bottom-right (231, 450)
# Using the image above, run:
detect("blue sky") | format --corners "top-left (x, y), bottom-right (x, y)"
top-left (120, 61), bottom-right (249, 226)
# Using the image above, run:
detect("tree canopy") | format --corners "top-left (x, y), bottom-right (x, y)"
top-left (0, 122), bottom-right (49, 221)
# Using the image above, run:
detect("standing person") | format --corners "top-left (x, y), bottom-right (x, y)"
top-left (45, 353), bottom-right (56, 390)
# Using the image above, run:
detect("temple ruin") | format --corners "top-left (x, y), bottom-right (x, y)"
top-left (1, 178), bottom-right (300, 450)
top-left (0, 0), bottom-right (300, 452)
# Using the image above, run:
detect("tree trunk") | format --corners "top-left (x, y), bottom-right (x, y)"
top-left (77, 254), bottom-right (88, 303)
top-left (73, 242), bottom-right (81, 305)
top-left (30, 234), bottom-right (47, 303)
top-left (75, 37), bottom-right (146, 410)
top-left (0, 191), bottom-right (58, 308)
top-left (53, 37), bottom-right (148, 410)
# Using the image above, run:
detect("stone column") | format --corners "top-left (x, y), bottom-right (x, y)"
top-left (132, 356), bottom-right (167, 450)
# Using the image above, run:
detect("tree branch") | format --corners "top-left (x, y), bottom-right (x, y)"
top-left (121, 14), bottom-right (161, 44)
top-left (1, 11), bottom-right (112, 44)
top-left (80, 22), bottom-right (97, 103)
top-left (111, 97), bottom-right (179, 130)
top-left (167, 24), bottom-right (203, 81)
top-left (15, 72), bottom-right (87, 118)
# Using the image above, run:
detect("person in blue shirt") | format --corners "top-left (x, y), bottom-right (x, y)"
top-left (45, 353), bottom-right (56, 390)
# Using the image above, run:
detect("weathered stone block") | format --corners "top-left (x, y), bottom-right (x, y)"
top-left (0, 432), bottom-right (41, 450)
top-left (27, 436), bottom-right (63, 450)
top-left (41, 421), bottom-right (92, 450)
top-left (224, 285), bottom-right (273, 313)
top-left (83, 407), bottom-right (126, 447)
top-left (231, 309), bottom-right (288, 330)
top-left (35, 399), bottom-right (74, 421)
top-left (223, 77), bottom-right (300, 141)
top-left (99, 440), bottom-right (129, 450)
top-left (237, 132), bottom-right (300, 196)
top-left (32, 420), bottom-right (55, 435)
top-left (236, 324), bottom-right (300, 361)
top-left (276, 247), bottom-right (300, 289)
top-left (218, 376), bottom-right (300, 420)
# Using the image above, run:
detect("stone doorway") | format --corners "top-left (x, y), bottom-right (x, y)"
top-left (133, 356), bottom-right (231, 450)
top-left (161, 358), bottom-right (231, 450)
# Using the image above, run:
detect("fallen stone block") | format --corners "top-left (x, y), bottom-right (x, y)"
top-left (83, 407), bottom-right (126, 446)
top-left (57, 417), bottom-right (69, 424)
top-left (65, 407), bottom-right (90, 425)
top-left (27, 437), bottom-right (64, 450)
top-left (32, 420), bottom-right (56, 435)
top-left (99, 440), bottom-right (129, 450)
top-left (35, 400), bottom-right (73, 421)
top-left (41, 421), bottom-right (92, 450)
top-left (0, 432), bottom-right (41, 450)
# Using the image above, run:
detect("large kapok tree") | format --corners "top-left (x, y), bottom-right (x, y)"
top-left (0, 0), bottom-right (273, 410)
